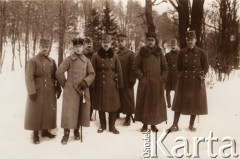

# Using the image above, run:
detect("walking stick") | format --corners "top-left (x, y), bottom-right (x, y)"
top-left (80, 90), bottom-right (86, 143)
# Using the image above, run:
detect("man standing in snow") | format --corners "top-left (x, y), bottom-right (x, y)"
top-left (56, 37), bottom-right (95, 145)
top-left (117, 33), bottom-right (136, 126)
top-left (91, 34), bottom-right (123, 134)
top-left (167, 30), bottom-right (209, 132)
top-left (24, 38), bottom-right (61, 144)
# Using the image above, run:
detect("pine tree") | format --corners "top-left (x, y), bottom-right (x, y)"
top-left (87, 8), bottom-right (102, 50)
top-left (102, 1), bottom-right (118, 37)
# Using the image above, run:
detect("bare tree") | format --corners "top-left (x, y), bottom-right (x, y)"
top-left (0, 0), bottom-right (7, 73)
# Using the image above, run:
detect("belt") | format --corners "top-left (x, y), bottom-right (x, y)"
top-left (34, 75), bottom-right (54, 79)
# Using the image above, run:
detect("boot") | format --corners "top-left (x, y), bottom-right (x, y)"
top-left (166, 91), bottom-right (171, 108)
top-left (189, 115), bottom-right (197, 131)
top-left (74, 129), bottom-right (80, 140)
top-left (167, 112), bottom-right (180, 133)
top-left (123, 114), bottom-right (131, 126)
top-left (97, 111), bottom-right (106, 133)
top-left (109, 113), bottom-right (119, 134)
top-left (90, 107), bottom-right (93, 121)
top-left (33, 131), bottom-right (40, 144)
top-left (61, 129), bottom-right (70, 145)
top-left (41, 130), bottom-right (56, 138)
top-left (151, 125), bottom-right (158, 132)
top-left (140, 124), bottom-right (148, 132)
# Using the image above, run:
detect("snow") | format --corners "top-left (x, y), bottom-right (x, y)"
top-left (1, 49), bottom-right (240, 158)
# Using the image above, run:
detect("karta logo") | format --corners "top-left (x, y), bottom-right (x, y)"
top-left (142, 130), bottom-right (239, 158)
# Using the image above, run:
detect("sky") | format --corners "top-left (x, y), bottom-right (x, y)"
top-left (114, 0), bottom-right (240, 16)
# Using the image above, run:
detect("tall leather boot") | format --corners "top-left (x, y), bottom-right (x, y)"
top-left (123, 114), bottom-right (131, 126)
top-left (90, 107), bottom-right (93, 121)
top-left (74, 128), bottom-right (80, 140)
top-left (167, 112), bottom-right (180, 133)
top-left (166, 91), bottom-right (171, 108)
top-left (33, 130), bottom-right (40, 144)
top-left (61, 129), bottom-right (70, 145)
top-left (97, 111), bottom-right (106, 133)
top-left (109, 112), bottom-right (119, 134)
top-left (189, 115), bottom-right (196, 131)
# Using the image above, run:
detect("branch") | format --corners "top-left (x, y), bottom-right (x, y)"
top-left (137, 13), bottom-right (146, 24)
top-left (168, 0), bottom-right (178, 10)
top-left (203, 21), bottom-right (221, 31)
top-left (152, 0), bottom-right (168, 5)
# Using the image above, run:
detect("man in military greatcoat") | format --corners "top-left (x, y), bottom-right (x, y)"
top-left (91, 34), bottom-right (123, 134)
top-left (24, 38), bottom-right (61, 144)
top-left (165, 39), bottom-right (179, 108)
top-left (168, 30), bottom-right (209, 132)
top-left (56, 38), bottom-right (95, 144)
top-left (133, 32), bottom-right (168, 132)
top-left (117, 34), bottom-right (136, 126)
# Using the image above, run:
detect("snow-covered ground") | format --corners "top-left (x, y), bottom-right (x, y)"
top-left (1, 46), bottom-right (240, 158)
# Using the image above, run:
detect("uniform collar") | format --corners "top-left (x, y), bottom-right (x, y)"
top-left (187, 45), bottom-right (197, 52)
top-left (37, 53), bottom-right (52, 62)
top-left (71, 52), bottom-right (87, 62)
top-left (118, 47), bottom-right (129, 56)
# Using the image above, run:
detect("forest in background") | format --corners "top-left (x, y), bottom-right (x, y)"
top-left (0, 0), bottom-right (239, 81)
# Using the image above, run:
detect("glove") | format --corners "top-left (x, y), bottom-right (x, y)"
top-left (56, 91), bottom-right (61, 99)
top-left (79, 80), bottom-right (88, 90)
top-left (129, 81), bottom-right (135, 88)
top-left (29, 94), bottom-right (37, 100)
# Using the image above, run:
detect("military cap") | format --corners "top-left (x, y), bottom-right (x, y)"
top-left (146, 32), bottom-right (157, 38)
top-left (117, 33), bottom-right (127, 38)
top-left (84, 37), bottom-right (93, 43)
top-left (40, 38), bottom-right (50, 46)
top-left (170, 39), bottom-right (178, 45)
top-left (185, 30), bottom-right (196, 39)
top-left (72, 37), bottom-right (84, 46)
top-left (101, 34), bottom-right (112, 42)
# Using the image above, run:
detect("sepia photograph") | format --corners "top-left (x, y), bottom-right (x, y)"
top-left (0, 0), bottom-right (240, 158)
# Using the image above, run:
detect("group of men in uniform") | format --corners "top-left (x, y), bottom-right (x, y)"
top-left (24, 30), bottom-right (208, 145)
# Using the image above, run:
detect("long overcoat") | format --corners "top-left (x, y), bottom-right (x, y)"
top-left (133, 46), bottom-right (168, 125)
top-left (117, 47), bottom-right (136, 114)
top-left (83, 49), bottom-right (95, 105)
top-left (24, 53), bottom-right (60, 130)
top-left (56, 52), bottom-right (95, 129)
top-left (165, 50), bottom-right (179, 91)
top-left (172, 46), bottom-right (209, 115)
top-left (91, 48), bottom-right (123, 112)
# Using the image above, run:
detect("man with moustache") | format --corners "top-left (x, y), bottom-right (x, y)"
top-left (82, 37), bottom-right (95, 120)
top-left (117, 33), bottom-right (136, 126)
top-left (91, 34), bottom-right (123, 134)
top-left (24, 38), bottom-right (61, 144)
top-left (167, 30), bottom-right (209, 132)
top-left (56, 38), bottom-right (95, 144)
top-left (133, 32), bottom-right (168, 132)
top-left (165, 39), bottom-right (179, 108)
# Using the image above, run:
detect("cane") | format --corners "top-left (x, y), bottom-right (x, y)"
top-left (80, 90), bottom-right (86, 143)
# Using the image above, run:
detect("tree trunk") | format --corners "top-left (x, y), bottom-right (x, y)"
top-left (145, 0), bottom-right (155, 33)
top-left (25, 2), bottom-right (31, 69)
top-left (0, 0), bottom-right (7, 73)
top-left (178, 0), bottom-right (190, 48)
top-left (190, 0), bottom-right (205, 48)
top-left (58, 0), bottom-right (66, 66)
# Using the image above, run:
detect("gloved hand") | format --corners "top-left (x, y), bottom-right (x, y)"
top-left (56, 91), bottom-right (61, 99)
top-left (129, 81), bottom-right (135, 88)
top-left (79, 80), bottom-right (88, 90)
top-left (29, 94), bottom-right (37, 100)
